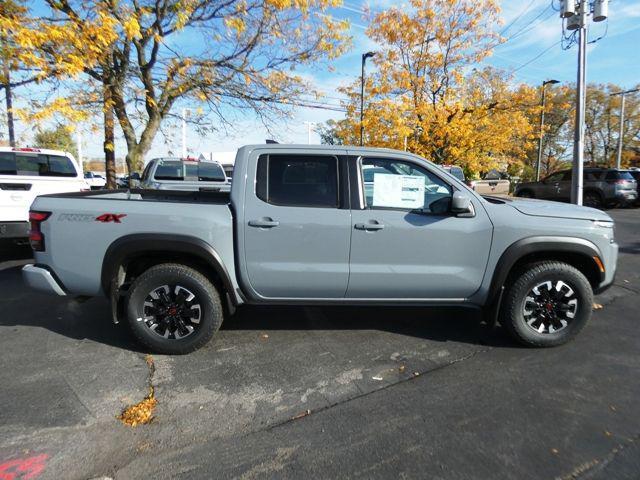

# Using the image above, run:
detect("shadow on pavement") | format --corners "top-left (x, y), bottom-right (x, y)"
top-left (1, 259), bottom-right (516, 352)
top-left (225, 304), bottom-right (516, 348)
top-left (0, 264), bottom-right (143, 353)
top-left (619, 242), bottom-right (640, 255)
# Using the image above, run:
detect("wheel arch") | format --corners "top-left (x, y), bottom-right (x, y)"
top-left (487, 236), bottom-right (605, 306)
top-left (101, 234), bottom-right (237, 310)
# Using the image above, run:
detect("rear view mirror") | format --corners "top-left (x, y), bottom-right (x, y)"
top-left (451, 191), bottom-right (474, 217)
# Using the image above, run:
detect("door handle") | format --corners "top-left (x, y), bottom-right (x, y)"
top-left (354, 222), bottom-right (385, 231)
top-left (248, 218), bottom-right (280, 228)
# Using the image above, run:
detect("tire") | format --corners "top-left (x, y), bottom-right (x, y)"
top-left (583, 190), bottom-right (603, 209)
top-left (125, 263), bottom-right (223, 354)
top-left (501, 261), bottom-right (593, 347)
top-left (516, 190), bottom-right (534, 199)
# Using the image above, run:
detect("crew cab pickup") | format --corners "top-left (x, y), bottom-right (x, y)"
top-left (22, 145), bottom-right (618, 354)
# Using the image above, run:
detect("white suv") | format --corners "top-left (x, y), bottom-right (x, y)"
top-left (0, 147), bottom-right (89, 246)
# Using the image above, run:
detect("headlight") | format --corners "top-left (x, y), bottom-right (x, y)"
top-left (593, 220), bottom-right (614, 228)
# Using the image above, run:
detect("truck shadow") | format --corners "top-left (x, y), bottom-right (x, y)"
top-left (1, 264), bottom-right (515, 352)
top-left (225, 305), bottom-right (516, 348)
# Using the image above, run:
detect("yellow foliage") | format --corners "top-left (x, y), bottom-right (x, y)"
top-left (335, 0), bottom-right (537, 177)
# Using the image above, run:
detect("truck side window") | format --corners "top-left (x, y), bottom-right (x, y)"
top-left (256, 154), bottom-right (339, 208)
top-left (361, 158), bottom-right (452, 214)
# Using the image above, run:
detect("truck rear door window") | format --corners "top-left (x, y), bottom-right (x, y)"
top-left (0, 152), bottom-right (76, 177)
top-left (256, 154), bottom-right (339, 208)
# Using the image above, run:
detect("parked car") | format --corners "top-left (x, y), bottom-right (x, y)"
top-left (515, 168), bottom-right (637, 208)
top-left (468, 170), bottom-right (511, 196)
top-left (622, 169), bottom-right (640, 205)
top-left (116, 172), bottom-right (141, 189)
top-left (84, 171), bottom-right (107, 190)
top-left (440, 165), bottom-right (466, 183)
top-left (0, 146), bottom-right (89, 247)
top-left (140, 157), bottom-right (229, 192)
top-left (23, 144), bottom-right (617, 354)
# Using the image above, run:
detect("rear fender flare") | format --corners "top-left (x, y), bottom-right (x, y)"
top-left (101, 234), bottom-right (237, 305)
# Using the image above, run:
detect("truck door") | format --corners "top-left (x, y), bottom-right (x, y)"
top-left (347, 154), bottom-right (492, 299)
top-left (242, 151), bottom-right (351, 299)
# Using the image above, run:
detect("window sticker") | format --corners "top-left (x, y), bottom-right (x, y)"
top-left (372, 173), bottom-right (425, 209)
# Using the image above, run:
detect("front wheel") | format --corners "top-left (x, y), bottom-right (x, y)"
top-left (501, 261), bottom-right (593, 347)
top-left (125, 263), bottom-right (223, 354)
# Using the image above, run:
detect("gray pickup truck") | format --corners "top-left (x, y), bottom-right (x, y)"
top-left (22, 145), bottom-right (617, 354)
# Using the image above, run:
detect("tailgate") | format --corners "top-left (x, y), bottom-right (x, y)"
top-left (1, 177), bottom-right (87, 222)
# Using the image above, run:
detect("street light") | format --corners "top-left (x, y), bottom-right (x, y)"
top-left (360, 51), bottom-right (376, 146)
top-left (610, 88), bottom-right (640, 169)
top-left (536, 79), bottom-right (560, 181)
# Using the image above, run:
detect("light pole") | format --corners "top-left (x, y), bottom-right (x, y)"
top-left (536, 79), bottom-right (559, 181)
top-left (360, 51), bottom-right (375, 146)
top-left (561, 0), bottom-right (608, 205)
top-left (610, 88), bottom-right (640, 169)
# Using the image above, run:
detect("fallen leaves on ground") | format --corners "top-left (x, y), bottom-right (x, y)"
top-left (593, 303), bottom-right (603, 310)
top-left (118, 354), bottom-right (157, 427)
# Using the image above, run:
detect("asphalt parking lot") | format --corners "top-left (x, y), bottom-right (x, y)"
top-left (1, 209), bottom-right (639, 480)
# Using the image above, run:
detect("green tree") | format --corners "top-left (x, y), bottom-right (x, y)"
top-left (34, 124), bottom-right (78, 158)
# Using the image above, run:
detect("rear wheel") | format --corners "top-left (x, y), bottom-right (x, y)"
top-left (583, 190), bottom-right (603, 208)
top-left (125, 263), bottom-right (223, 354)
top-left (501, 261), bottom-right (593, 347)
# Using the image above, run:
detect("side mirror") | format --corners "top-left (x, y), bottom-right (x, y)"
top-left (451, 191), bottom-right (474, 217)
top-left (131, 172), bottom-right (141, 180)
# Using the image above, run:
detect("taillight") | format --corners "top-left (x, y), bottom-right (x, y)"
top-left (29, 211), bottom-right (51, 252)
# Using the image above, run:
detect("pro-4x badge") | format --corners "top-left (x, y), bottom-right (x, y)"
top-left (96, 213), bottom-right (127, 223)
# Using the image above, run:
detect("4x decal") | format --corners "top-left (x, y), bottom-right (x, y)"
top-left (95, 213), bottom-right (127, 223)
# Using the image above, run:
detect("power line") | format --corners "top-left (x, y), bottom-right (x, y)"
top-left (505, 6), bottom-right (556, 42)
top-left (500, 0), bottom-right (538, 35)
top-left (510, 41), bottom-right (561, 73)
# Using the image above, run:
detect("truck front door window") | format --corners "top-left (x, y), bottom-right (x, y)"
top-left (362, 158), bottom-right (451, 214)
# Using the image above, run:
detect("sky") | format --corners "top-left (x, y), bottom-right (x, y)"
top-left (9, 0), bottom-right (640, 161)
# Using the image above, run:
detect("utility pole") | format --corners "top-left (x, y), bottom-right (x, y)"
top-left (610, 88), bottom-right (640, 169)
top-left (536, 79), bottom-right (559, 181)
top-left (2, 58), bottom-right (15, 147)
top-left (360, 51), bottom-right (375, 146)
top-left (303, 121), bottom-right (315, 144)
top-left (181, 108), bottom-right (188, 158)
top-left (561, 0), bottom-right (608, 205)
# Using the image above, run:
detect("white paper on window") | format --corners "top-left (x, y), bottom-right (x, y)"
top-left (372, 173), bottom-right (425, 209)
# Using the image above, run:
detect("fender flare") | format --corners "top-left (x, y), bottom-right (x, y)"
top-left (486, 236), bottom-right (604, 306)
top-left (101, 233), bottom-right (237, 304)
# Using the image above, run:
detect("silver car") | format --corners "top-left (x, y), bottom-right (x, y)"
top-left (515, 168), bottom-right (637, 208)
top-left (140, 157), bottom-right (230, 192)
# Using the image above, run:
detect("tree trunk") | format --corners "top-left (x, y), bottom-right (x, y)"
top-left (3, 59), bottom-right (15, 147)
top-left (103, 81), bottom-right (116, 189)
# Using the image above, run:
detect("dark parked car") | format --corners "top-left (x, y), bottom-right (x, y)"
top-left (515, 168), bottom-right (637, 208)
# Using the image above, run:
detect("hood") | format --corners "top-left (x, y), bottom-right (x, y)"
top-left (505, 197), bottom-right (612, 221)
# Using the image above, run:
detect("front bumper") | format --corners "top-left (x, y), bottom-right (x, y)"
top-left (22, 264), bottom-right (67, 296)
top-left (0, 221), bottom-right (29, 240)
top-left (594, 240), bottom-right (618, 294)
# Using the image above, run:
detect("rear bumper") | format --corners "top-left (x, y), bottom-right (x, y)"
top-left (0, 221), bottom-right (29, 240)
top-left (615, 191), bottom-right (637, 204)
top-left (22, 264), bottom-right (66, 296)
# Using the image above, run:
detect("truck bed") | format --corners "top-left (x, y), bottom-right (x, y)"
top-left (41, 188), bottom-right (231, 205)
